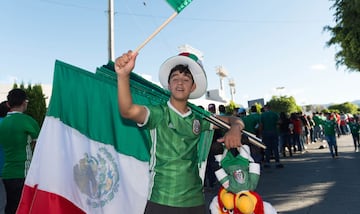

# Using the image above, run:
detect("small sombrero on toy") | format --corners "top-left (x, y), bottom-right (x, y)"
top-left (159, 52), bottom-right (207, 99)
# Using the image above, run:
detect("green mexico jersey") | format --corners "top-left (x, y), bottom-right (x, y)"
top-left (242, 113), bottom-right (260, 134)
top-left (260, 110), bottom-right (279, 133)
top-left (0, 112), bottom-right (40, 179)
top-left (321, 118), bottom-right (337, 136)
top-left (142, 101), bottom-right (211, 207)
top-left (348, 122), bottom-right (360, 135)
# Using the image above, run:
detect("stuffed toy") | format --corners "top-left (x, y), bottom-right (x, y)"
top-left (209, 145), bottom-right (277, 214)
top-left (214, 145), bottom-right (260, 193)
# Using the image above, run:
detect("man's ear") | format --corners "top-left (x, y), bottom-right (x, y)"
top-left (191, 83), bottom-right (197, 92)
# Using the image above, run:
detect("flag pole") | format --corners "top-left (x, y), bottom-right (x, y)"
top-left (203, 114), bottom-right (266, 149)
top-left (135, 12), bottom-right (178, 53)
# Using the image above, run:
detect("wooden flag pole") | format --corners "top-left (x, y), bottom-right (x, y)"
top-left (135, 12), bottom-right (178, 53)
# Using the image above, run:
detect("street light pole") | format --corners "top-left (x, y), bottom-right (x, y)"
top-left (215, 65), bottom-right (228, 98)
top-left (228, 78), bottom-right (236, 101)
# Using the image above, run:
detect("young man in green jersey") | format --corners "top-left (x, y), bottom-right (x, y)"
top-left (0, 89), bottom-right (40, 214)
top-left (115, 50), bottom-right (244, 214)
top-left (322, 112), bottom-right (339, 158)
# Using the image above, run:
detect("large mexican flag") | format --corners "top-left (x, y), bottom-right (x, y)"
top-left (17, 60), bottom-right (213, 214)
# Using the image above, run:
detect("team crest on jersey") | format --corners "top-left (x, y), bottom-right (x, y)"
top-left (193, 119), bottom-right (201, 135)
top-left (233, 169), bottom-right (245, 184)
top-left (73, 147), bottom-right (120, 208)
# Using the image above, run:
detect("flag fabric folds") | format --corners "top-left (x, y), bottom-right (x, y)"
top-left (17, 60), bottom-right (213, 214)
top-left (166, 0), bottom-right (193, 13)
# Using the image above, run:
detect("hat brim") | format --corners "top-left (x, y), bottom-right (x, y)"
top-left (159, 55), bottom-right (207, 99)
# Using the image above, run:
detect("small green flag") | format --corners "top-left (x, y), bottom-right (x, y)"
top-left (166, 0), bottom-right (193, 13)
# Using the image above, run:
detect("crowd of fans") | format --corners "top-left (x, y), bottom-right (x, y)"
top-left (203, 103), bottom-right (360, 188)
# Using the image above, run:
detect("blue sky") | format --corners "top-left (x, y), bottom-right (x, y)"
top-left (1, 0), bottom-right (359, 107)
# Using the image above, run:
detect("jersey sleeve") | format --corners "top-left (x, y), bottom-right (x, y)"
top-left (25, 115), bottom-right (40, 140)
top-left (140, 104), bottom-right (165, 129)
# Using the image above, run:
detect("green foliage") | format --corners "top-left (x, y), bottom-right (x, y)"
top-left (12, 83), bottom-right (47, 127)
top-left (324, 0), bottom-right (360, 72)
top-left (328, 102), bottom-right (359, 114)
top-left (225, 100), bottom-right (240, 115)
top-left (321, 109), bottom-right (331, 114)
top-left (253, 103), bottom-right (262, 113)
top-left (266, 96), bottom-right (301, 114)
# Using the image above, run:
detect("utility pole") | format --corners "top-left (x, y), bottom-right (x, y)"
top-left (108, 0), bottom-right (115, 61)
top-left (228, 78), bottom-right (236, 101)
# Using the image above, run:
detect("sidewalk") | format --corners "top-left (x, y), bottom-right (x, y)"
top-left (205, 134), bottom-right (360, 214)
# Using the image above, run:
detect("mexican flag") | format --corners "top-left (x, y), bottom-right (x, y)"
top-left (166, 0), bottom-right (193, 13)
top-left (17, 60), bottom-right (213, 214)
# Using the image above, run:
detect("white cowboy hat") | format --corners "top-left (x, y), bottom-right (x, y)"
top-left (159, 52), bottom-right (207, 99)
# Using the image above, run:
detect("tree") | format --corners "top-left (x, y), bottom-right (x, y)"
top-left (324, 0), bottom-right (360, 72)
top-left (328, 102), bottom-right (359, 114)
top-left (266, 96), bottom-right (301, 114)
top-left (252, 103), bottom-right (262, 113)
top-left (12, 83), bottom-right (47, 126)
top-left (225, 100), bottom-right (240, 115)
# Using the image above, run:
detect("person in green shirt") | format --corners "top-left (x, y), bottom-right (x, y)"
top-left (115, 50), bottom-right (244, 214)
top-left (0, 88), bottom-right (40, 214)
top-left (259, 104), bottom-right (283, 168)
top-left (348, 116), bottom-right (360, 151)
top-left (321, 112), bottom-right (339, 158)
top-left (242, 105), bottom-right (263, 163)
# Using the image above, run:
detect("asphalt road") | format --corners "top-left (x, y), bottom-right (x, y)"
top-left (205, 134), bottom-right (360, 214)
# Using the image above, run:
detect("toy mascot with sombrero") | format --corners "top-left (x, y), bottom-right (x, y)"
top-left (209, 145), bottom-right (277, 214)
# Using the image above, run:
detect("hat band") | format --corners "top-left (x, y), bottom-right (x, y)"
top-left (178, 52), bottom-right (201, 66)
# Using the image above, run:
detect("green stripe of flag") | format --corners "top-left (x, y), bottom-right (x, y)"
top-left (47, 60), bottom-right (151, 162)
top-left (166, 0), bottom-right (193, 13)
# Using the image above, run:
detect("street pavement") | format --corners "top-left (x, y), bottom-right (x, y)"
top-left (205, 134), bottom-right (360, 214)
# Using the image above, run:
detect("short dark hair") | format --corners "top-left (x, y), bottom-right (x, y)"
top-left (208, 103), bottom-right (215, 109)
top-left (218, 104), bottom-right (226, 113)
top-left (7, 88), bottom-right (27, 108)
top-left (168, 64), bottom-right (194, 83)
top-left (0, 101), bottom-right (9, 117)
top-left (250, 105), bottom-right (257, 113)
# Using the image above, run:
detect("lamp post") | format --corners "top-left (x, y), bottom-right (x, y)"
top-left (228, 78), bottom-right (236, 101)
top-left (215, 65), bottom-right (228, 97)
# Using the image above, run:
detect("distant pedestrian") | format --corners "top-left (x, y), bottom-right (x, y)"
top-left (218, 104), bottom-right (226, 116)
top-left (312, 112), bottom-right (325, 142)
top-left (348, 116), bottom-right (360, 151)
top-left (242, 105), bottom-right (263, 163)
top-left (259, 104), bottom-right (283, 168)
top-left (321, 112), bottom-right (338, 158)
top-left (307, 115), bottom-right (315, 143)
top-left (279, 112), bottom-right (292, 157)
top-left (290, 113), bottom-right (305, 153)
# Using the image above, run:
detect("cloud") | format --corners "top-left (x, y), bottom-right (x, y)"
top-left (310, 64), bottom-right (327, 71)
